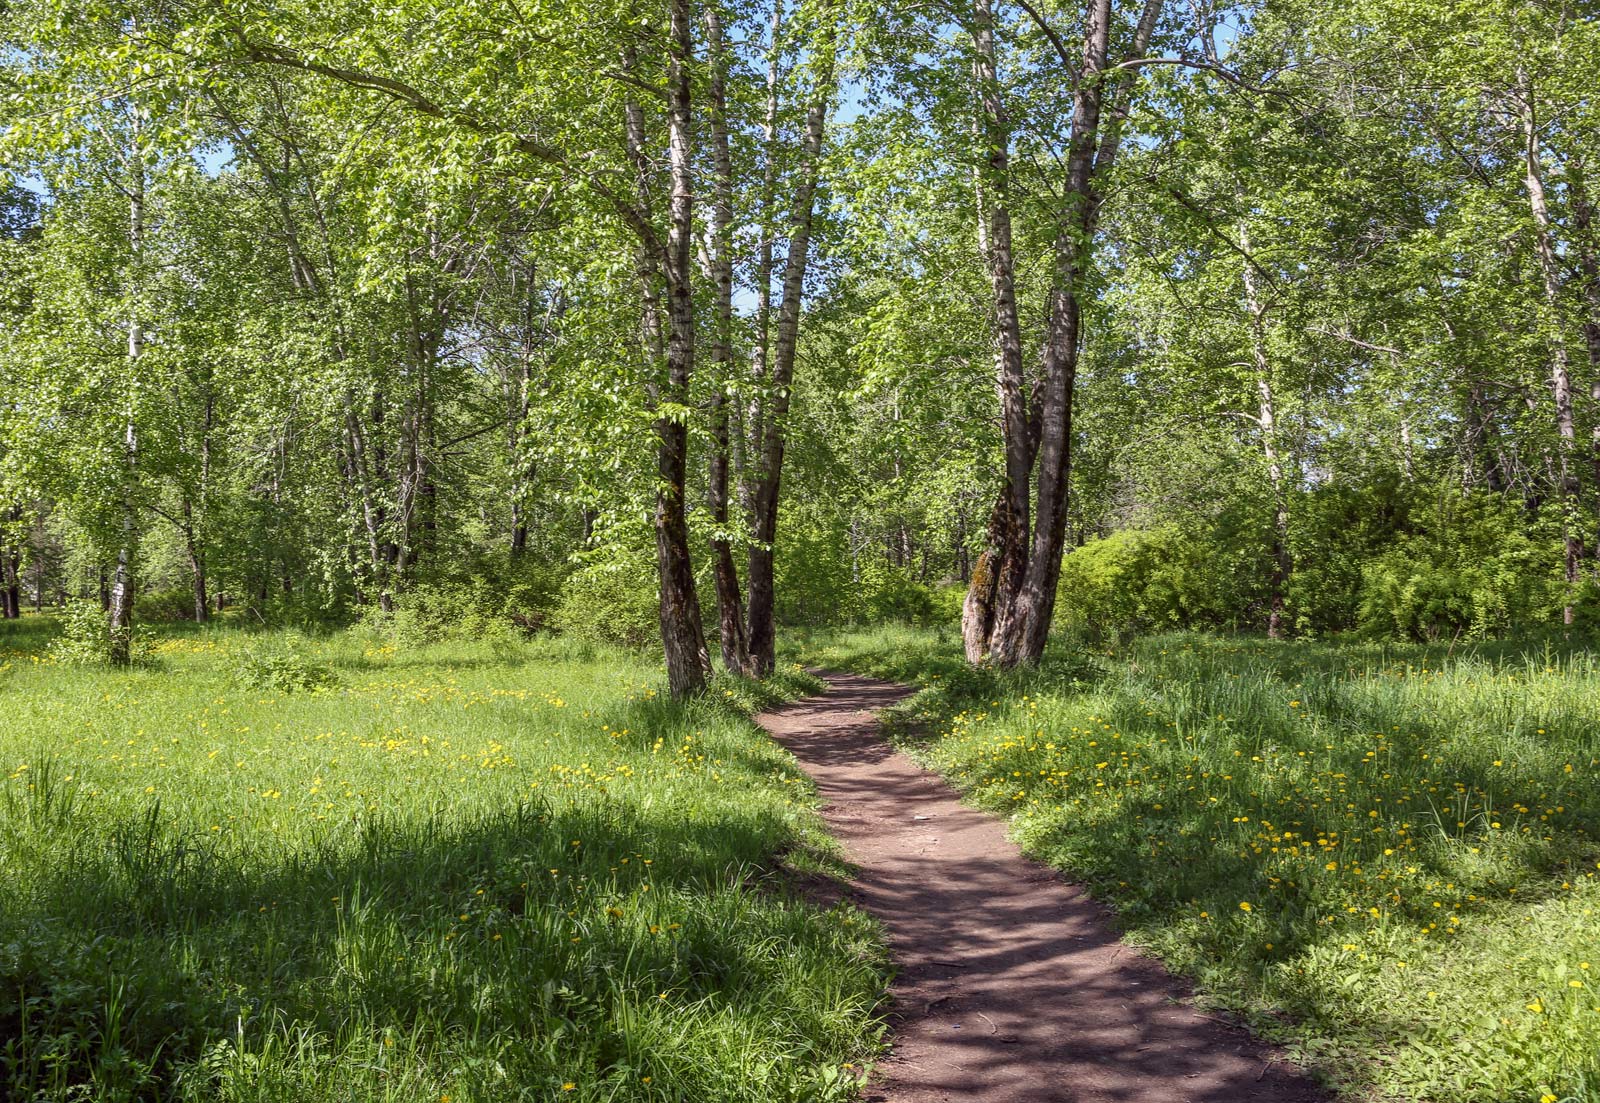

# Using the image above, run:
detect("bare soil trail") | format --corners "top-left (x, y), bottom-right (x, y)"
top-left (756, 670), bottom-right (1328, 1103)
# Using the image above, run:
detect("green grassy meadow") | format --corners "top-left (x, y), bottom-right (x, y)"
top-left (797, 626), bottom-right (1600, 1103)
top-left (0, 621), bottom-right (887, 1102)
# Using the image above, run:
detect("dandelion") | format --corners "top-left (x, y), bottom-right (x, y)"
top-left (1238, 902), bottom-right (1252, 912)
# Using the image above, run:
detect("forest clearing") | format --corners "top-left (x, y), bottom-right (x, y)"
top-left (6, 0), bottom-right (1600, 1099)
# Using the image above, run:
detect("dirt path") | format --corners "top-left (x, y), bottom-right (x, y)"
top-left (757, 671), bottom-right (1327, 1103)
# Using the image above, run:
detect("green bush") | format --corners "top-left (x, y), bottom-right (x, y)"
top-left (233, 637), bottom-right (336, 691)
top-left (551, 556), bottom-right (660, 647)
top-left (134, 587), bottom-right (199, 623)
top-left (46, 600), bottom-right (151, 665)
top-left (1353, 492), bottom-right (1564, 640)
top-left (362, 560), bottom-right (567, 647)
top-left (1053, 525), bottom-right (1258, 640)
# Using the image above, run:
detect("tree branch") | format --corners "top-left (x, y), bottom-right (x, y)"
top-left (1113, 55), bottom-right (1287, 97)
top-left (1013, 0), bottom-right (1080, 84)
top-left (222, 37), bottom-right (666, 257)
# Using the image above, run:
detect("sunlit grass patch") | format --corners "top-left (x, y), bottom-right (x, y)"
top-left (0, 621), bottom-right (882, 1102)
top-left (797, 626), bottom-right (1600, 1103)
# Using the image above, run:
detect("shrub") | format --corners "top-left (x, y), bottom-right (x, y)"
top-left (361, 561), bottom-right (567, 647)
top-left (233, 637), bottom-right (336, 691)
top-left (551, 557), bottom-right (660, 647)
top-left (134, 587), bottom-right (199, 623)
top-left (860, 567), bottom-right (940, 626)
top-left (46, 600), bottom-right (151, 665)
top-left (1053, 525), bottom-right (1258, 640)
top-left (1353, 492), bottom-right (1564, 640)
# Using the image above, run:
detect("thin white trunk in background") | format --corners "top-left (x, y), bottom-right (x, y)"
top-left (1519, 71), bottom-right (1580, 624)
top-left (109, 119), bottom-right (144, 664)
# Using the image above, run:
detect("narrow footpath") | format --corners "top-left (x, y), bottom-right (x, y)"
top-left (756, 671), bottom-right (1327, 1103)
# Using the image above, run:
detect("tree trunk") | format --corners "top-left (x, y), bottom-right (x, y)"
top-left (183, 504), bottom-right (210, 624)
top-left (1240, 221), bottom-right (1290, 638)
top-left (655, 0), bottom-right (712, 698)
top-left (109, 139), bottom-right (145, 665)
top-left (1463, 383), bottom-right (1508, 493)
top-left (989, 0), bottom-right (1113, 666)
top-left (1566, 153), bottom-right (1600, 574)
top-left (1, 507), bottom-right (20, 619)
top-left (741, 0), bottom-right (784, 535)
top-left (745, 9), bottom-right (839, 676)
top-left (962, 495), bottom-right (1008, 660)
top-left (982, 0), bottom-right (1162, 667)
top-left (968, 0), bottom-right (1032, 660)
top-left (1520, 75), bottom-right (1581, 624)
top-left (703, 5), bottom-right (751, 675)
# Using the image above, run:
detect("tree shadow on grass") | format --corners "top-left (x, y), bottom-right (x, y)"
top-left (807, 631), bottom-right (1600, 1097)
top-left (0, 698), bottom-right (884, 1103)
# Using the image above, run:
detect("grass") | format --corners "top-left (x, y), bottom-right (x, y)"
top-left (794, 624), bottom-right (1600, 1103)
top-left (0, 619), bottom-right (889, 1102)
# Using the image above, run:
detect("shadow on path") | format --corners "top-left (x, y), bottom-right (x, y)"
top-left (757, 671), bottom-right (1329, 1103)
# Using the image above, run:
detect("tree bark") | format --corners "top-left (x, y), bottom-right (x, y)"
top-left (0, 505), bottom-right (21, 619)
top-left (703, 5), bottom-right (752, 675)
top-left (1565, 153), bottom-right (1600, 574)
top-left (109, 134), bottom-right (144, 665)
top-left (990, 0), bottom-right (1112, 665)
top-left (966, 0), bottom-right (1033, 661)
top-left (655, 0), bottom-right (713, 697)
top-left (979, 0), bottom-right (1162, 667)
top-left (745, 8), bottom-right (839, 676)
top-left (1519, 75), bottom-right (1581, 623)
top-left (741, 0), bottom-right (784, 533)
top-left (1240, 221), bottom-right (1291, 638)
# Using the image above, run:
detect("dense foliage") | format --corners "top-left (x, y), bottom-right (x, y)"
top-left (2, 0), bottom-right (1598, 680)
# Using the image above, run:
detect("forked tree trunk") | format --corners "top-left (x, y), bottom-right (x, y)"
top-left (988, 0), bottom-right (1116, 666)
top-left (976, 0), bottom-right (1162, 668)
